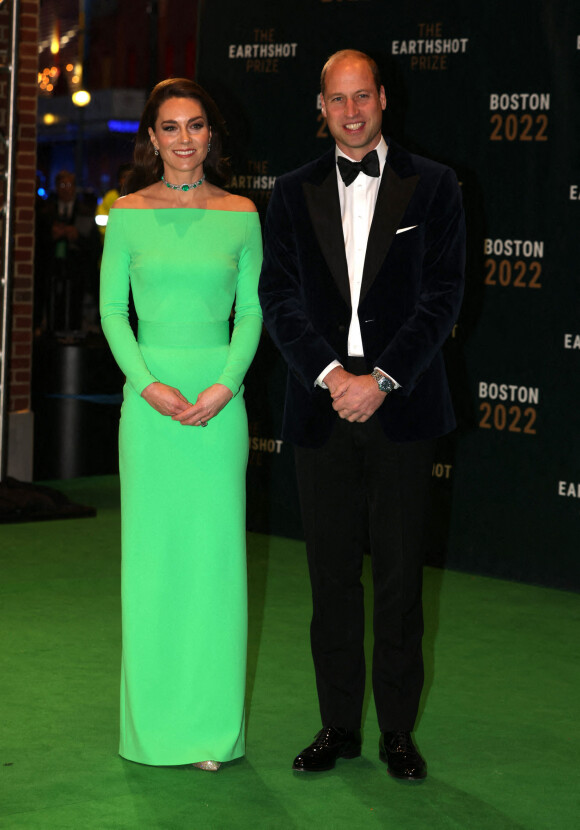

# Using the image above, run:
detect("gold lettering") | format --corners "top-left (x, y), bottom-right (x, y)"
top-left (410, 54), bottom-right (447, 70)
top-left (478, 403), bottom-right (537, 435)
top-left (248, 160), bottom-right (269, 174)
top-left (418, 22), bottom-right (443, 37)
top-left (246, 58), bottom-right (279, 73)
top-left (253, 28), bottom-right (275, 43)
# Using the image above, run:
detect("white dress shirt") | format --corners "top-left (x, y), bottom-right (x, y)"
top-left (316, 136), bottom-right (399, 389)
top-left (58, 200), bottom-right (73, 219)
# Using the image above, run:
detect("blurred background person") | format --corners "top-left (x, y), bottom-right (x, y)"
top-left (36, 170), bottom-right (100, 334)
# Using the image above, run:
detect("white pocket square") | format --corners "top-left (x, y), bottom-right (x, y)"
top-left (396, 225), bottom-right (418, 234)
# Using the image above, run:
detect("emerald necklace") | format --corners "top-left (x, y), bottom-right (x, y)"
top-left (161, 174), bottom-right (205, 192)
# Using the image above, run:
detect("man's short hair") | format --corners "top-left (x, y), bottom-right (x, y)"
top-left (320, 49), bottom-right (382, 96)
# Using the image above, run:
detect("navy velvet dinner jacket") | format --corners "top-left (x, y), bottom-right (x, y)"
top-left (258, 140), bottom-right (466, 448)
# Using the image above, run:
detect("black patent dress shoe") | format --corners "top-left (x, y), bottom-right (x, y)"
top-left (292, 726), bottom-right (362, 772)
top-left (379, 731), bottom-right (427, 780)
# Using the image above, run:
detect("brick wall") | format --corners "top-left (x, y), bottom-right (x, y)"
top-left (0, 5), bottom-right (8, 267)
top-left (0, 0), bottom-right (39, 415)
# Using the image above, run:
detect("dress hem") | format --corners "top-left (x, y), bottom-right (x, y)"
top-left (118, 749), bottom-right (246, 767)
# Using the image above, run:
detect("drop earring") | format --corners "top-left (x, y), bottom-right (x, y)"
top-left (207, 140), bottom-right (212, 153)
top-left (154, 148), bottom-right (159, 156)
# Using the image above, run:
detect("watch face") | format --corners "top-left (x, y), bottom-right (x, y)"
top-left (380, 378), bottom-right (393, 393)
top-left (373, 370), bottom-right (393, 393)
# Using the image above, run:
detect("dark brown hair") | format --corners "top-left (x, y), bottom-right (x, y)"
top-left (320, 50), bottom-right (382, 96)
top-left (125, 78), bottom-right (230, 193)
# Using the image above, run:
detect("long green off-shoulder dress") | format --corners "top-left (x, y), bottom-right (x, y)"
top-left (100, 208), bottom-right (262, 766)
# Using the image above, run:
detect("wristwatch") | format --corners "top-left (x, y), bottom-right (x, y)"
top-left (371, 368), bottom-right (395, 395)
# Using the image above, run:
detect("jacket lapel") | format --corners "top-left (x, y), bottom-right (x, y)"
top-left (360, 154), bottom-right (419, 302)
top-left (302, 153), bottom-right (351, 306)
top-left (301, 144), bottom-right (420, 307)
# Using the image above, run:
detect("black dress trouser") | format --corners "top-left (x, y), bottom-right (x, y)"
top-left (294, 369), bottom-right (435, 733)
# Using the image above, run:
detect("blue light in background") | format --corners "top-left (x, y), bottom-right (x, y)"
top-left (108, 120), bottom-right (139, 133)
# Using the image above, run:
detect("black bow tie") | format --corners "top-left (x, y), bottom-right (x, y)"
top-left (336, 149), bottom-right (380, 186)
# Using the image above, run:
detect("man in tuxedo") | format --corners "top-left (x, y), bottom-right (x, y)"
top-left (258, 50), bottom-right (465, 780)
top-left (37, 170), bottom-right (100, 332)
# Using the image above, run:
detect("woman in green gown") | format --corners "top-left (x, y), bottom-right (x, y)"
top-left (100, 79), bottom-right (262, 771)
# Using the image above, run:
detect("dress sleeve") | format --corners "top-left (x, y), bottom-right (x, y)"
top-left (100, 209), bottom-right (158, 394)
top-left (217, 212), bottom-right (263, 394)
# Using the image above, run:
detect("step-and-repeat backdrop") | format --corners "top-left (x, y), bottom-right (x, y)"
top-left (196, 0), bottom-right (580, 590)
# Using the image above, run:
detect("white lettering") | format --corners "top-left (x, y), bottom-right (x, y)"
top-left (479, 383), bottom-right (540, 404)
top-left (489, 93), bottom-right (550, 111)
top-left (248, 437), bottom-right (283, 454)
top-left (570, 185), bottom-right (579, 200)
top-left (484, 238), bottom-right (544, 258)
top-left (392, 37), bottom-right (468, 56)
top-left (564, 333), bottom-right (580, 349)
top-left (229, 175), bottom-right (276, 191)
top-left (556, 481), bottom-right (580, 498)
top-left (558, 481), bottom-right (580, 499)
top-left (229, 43), bottom-right (297, 60)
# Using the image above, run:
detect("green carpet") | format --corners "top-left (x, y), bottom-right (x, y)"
top-left (1, 476), bottom-right (578, 829)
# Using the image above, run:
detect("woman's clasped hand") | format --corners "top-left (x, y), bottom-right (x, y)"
top-left (141, 380), bottom-right (233, 426)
